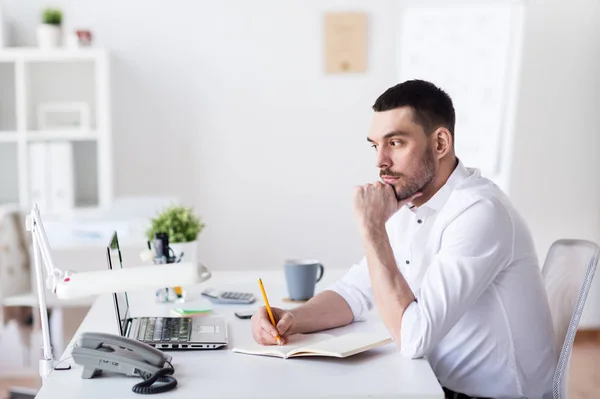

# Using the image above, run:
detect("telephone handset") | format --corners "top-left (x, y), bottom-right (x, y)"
top-left (72, 332), bottom-right (177, 394)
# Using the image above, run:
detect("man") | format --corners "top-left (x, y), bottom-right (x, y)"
top-left (251, 80), bottom-right (556, 398)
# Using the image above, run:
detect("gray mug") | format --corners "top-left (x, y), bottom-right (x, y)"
top-left (284, 259), bottom-right (325, 301)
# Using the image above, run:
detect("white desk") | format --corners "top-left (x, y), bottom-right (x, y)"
top-left (35, 269), bottom-right (444, 399)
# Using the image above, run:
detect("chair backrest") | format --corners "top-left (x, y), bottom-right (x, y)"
top-left (541, 239), bottom-right (599, 399)
top-left (0, 206), bottom-right (31, 301)
top-left (0, 206), bottom-right (32, 333)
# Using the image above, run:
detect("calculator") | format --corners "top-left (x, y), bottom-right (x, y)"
top-left (201, 288), bottom-right (256, 304)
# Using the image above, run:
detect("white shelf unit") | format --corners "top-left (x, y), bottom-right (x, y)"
top-left (0, 48), bottom-right (112, 213)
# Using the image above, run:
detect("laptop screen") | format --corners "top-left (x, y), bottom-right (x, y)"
top-left (106, 231), bottom-right (130, 336)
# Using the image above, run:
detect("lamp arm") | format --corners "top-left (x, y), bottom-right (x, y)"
top-left (26, 206), bottom-right (67, 293)
top-left (25, 204), bottom-right (64, 382)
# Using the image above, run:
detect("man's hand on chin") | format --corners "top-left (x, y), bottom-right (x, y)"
top-left (351, 181), bottom-right (419, 344)
top-left (353, 182), bottom-right (421, 236)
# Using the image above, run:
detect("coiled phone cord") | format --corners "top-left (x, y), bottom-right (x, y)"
top-left (132, 361), bottom-right (177, 394)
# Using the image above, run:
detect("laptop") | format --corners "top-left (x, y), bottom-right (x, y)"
top-left (106, 231), bottom-right (228, 350)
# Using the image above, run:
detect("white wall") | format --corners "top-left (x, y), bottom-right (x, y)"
top-left (4, 0), bottom-right (600, 326)
top-left (5, 0), bottom-right (395, 272)
top-left (509, 0), bottom-right (600, 327)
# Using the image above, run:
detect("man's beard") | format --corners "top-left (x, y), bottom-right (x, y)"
top-left (380, 148), bottom-right (436, 201)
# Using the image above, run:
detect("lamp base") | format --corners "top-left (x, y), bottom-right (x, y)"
top-left (40, 357), bottom-right (55, 381)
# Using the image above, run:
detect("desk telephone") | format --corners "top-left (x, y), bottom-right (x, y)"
top-left (72, 332), bottom-right (177, 394)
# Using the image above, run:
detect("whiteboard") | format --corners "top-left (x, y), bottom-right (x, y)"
top-left (397, 0), bottom-right (524, 177)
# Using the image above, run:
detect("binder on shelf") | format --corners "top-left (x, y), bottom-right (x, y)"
top-left (28, 142), bottom-right (75, 212)
top-left (48, 142), bottom-right (75, 211)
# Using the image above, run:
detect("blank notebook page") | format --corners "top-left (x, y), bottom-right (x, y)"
top-left (301, 332), bottom-right (392, 357)
top-left (233, 333), bottom-right (333, 356)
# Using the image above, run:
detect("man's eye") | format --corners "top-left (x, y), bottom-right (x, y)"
top-left (390, 140), bottom-right (403, 146)
top-left (370, 144), bottom-right (378, 150)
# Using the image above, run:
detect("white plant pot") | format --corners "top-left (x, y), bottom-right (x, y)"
top-left (170, 240), bottom-right (198, 264)
top-left (36, 24), bottom-right (61, 49)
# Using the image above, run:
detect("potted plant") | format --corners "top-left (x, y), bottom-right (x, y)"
top-left (146, 205), bottom-right (205, 264)
top-left (37, 8), bottom-right (62, 48)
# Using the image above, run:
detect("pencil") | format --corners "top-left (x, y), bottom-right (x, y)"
top-left (258, 278), bottom-right (282, 345)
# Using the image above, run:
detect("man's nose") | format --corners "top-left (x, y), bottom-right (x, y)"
top-left (376, 148), bottom-right (391, 169)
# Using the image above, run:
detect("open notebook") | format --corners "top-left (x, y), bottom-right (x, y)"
top-left (232, 332), bottom-right (393, 359)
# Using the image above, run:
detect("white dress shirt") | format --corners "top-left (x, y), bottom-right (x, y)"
top-left (328, 161), bottom-right (556, 399)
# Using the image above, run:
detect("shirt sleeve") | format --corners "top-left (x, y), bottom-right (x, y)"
top-left (399, 197), bottom-right (514, 359)
top-left (326, 256), bottom-right (374, 321)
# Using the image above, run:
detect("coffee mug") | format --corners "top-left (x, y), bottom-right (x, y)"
top-left (284, 259), bottom-right (325, 301)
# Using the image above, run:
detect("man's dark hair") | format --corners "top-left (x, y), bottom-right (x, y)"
top-left (372, 79), bottom-right (455, 140)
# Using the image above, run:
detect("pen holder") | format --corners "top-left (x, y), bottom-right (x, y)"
top-left (149, 233), bottom-right (187, 303)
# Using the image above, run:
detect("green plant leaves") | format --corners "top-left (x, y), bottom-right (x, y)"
top-left (146, 205), bottom-right (205, 243)
top-left (42, 8), bottom-right (62, 25)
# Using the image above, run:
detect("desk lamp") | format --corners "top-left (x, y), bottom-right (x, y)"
top-left (25, 204), bottom-right (210, 382)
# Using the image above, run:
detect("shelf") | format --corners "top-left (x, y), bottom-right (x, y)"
top-left (0, 49), bottom-right (111, 212)
top-left (26, 130), bottom-right (99, 141)
top-left (0, 47), bottom-right (108, 62)
top-left (0, 131), bottom-right (18, 142)
top-left (27, 61), bottom-right (98, 130)
top-left (0, 142), bottom-right (19, 204)
top-left (0, 62), bottom-right (16, 130)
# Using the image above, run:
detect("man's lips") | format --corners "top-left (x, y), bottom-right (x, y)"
top-left (381, 176), bottom-right (399, 184)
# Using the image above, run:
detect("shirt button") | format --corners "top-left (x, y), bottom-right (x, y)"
top-left (405, 260), bottom-right (410, 264)
top-left (417, 219), bottom-right (423, 224)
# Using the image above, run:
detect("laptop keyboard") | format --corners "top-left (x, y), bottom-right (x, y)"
top-left (138, 317), bottom-right (192, 342)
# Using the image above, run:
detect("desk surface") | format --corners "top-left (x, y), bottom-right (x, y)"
top-left (36, 269), bottom-right (444, 399)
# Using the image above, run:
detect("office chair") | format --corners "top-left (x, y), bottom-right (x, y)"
top-left (0, 206), bottom-right (38, 399)
top-left (541, 239), bottom-right (599, 399)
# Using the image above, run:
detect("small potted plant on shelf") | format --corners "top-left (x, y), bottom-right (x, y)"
top-left (37, 8), bottom-right (62, 49)
top-left (146, 205), bottom-right (205, 264)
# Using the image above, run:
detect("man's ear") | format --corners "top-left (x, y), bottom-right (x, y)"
top-left (432, 128), bottom-right (452, 159)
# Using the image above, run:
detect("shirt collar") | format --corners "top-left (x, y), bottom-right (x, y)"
top-left (408, 158), bottom-right (472, 213)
